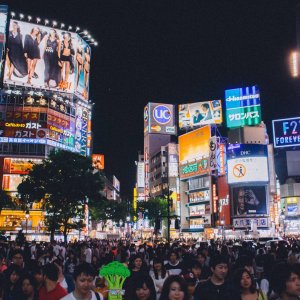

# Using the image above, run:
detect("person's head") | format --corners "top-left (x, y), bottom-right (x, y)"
top-left (194, 109), bottom-right (200, 115)
top-left (42, 263), bottom-right (59, 283)
top-left (185, 277), bottom-right (197, 298)
top-left (236, 255), bottom-right (254, 274)
top-left (6, 264), bottom-right (22, 285)
top-left (11, 249), bottom-right (24, 267)
top-left (49, 29), bottom-right (58, 39)
top-left (132, 276), bottom-right (156, 300)
top-left (73, 263), bottom-right (96, 295)
top-left (191, 260), bottom-right (202, 279)
top-left (63, 32), bottom-right (71, 41)
top-left (236, 188), bottom-right (246, 213)
top-left (130, 254), bottom-right (144, 270)
top-left (32, 266), bottom-right (43, 286)
top-left (271, 263), bottom-right (300, 298)
top-left (196, 252), bottom-right (206, 265)
top-left (169, 251), bottom-right (179, 264)
top-left (200, 103), bottom-right (209, 112)
top-left (209, 255), bottom-right (229, 282)
top-left (159, 275), bottom-right (189, 300)
top-left (12, 21), bottom-right (20, 33)
top-left (53, 258), bottom-right (64, 275)
top-left (153, 257), bottom-right (167, 279)
top-left (21, 274), bottom-right (37, 297)
top-left (30, 27), bottom-right (40, 36)
top-left (233, 268), bottom-right (256, 293)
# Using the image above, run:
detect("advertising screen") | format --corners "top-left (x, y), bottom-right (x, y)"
top-left (137, 162), bottom-right (145, 188)
top-left (0, 5), bottom-right (8, 75)
top-left (232, 217), bottom-right (269, 228)
top-left (3, 158), bottom-right (42, 175)
top-left (272, 117), bottom-right (300, 148)
top-left (75, 103), bottom-right (89, 155)
top-left (179, 125), bottom-right (210, 179)
top-left (2, 174), bottom-right (23, 191)
top-left (178, 100), bottom-right (222, 130)
top-left (5, 19), bottom-right (91, 100)
top-left (227, 144), bottom-right (268, 184)
top-left (225, 86), bottom-right (261, 128)
top-left (144, 103), bottom-right (176, 135)
top-left (113, 175), bottom-right (120, 192)
top-left (231, 185), bottom-right (267, 216)
top-left (92, 154), bottom-right (104, 170)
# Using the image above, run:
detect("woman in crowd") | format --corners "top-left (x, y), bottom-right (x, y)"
top-left (150, 257), bottom-right (169, 300)
top-left (20, 274), bottom-right (38, 300)
top-left (233, 268), bottom-right (266, 300)
top-left (159, 275), bottom-right (189, 300)
top-left (75, 44), bottom-right (83, 91)
top-left (64, 251), bottom-right (78, 276)
top-left (131, 276), bottom-right (156, 300)
top-left (83, 46), bottom-right (90, 99)
top-left (3, 265), bottom-right (22, 300)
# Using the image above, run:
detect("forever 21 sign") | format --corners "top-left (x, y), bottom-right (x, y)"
top-left (272, 117), bottom-right (300, 148)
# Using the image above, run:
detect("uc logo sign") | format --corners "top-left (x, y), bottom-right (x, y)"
top-left (153, 105), bottom-right (171, 124)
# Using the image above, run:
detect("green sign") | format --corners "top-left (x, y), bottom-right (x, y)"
top-left (226, 105), bottom-right (261, 128)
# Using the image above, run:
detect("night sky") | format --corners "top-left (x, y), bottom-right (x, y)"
top-left (8, 0), bottom-right (300, 197)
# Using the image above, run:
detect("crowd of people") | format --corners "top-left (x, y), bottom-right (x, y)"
top-left (1, 234), bottom-right (300, 300)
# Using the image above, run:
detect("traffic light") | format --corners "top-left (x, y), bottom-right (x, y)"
top-left (175, 218), bottom-right (180, 229)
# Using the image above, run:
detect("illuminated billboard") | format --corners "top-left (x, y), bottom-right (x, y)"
top-left (3, 158), bottom-right (42, 175)
top-left (75, 103), bottom-right (89, 155)
top-left (272, 117), bottom-right (300, 148)
top-left (225, 86), bottom-right (261, 128)
top-left (2, 174), bottom-right (23, 191)
top-left (227, 144), bottom-right (268, 184)
top-left (178, 100), bottom-right (222, 130)
top-left (144, 103), bottom-right (176, 135)
top-left (179, 125), bottom-right (210, 179)
top-left (232, 185), bottom-right (267, 216)
top-left (113, 175), bottom-right (120, 192)
top-left (137, 162), bottom-right (145, 188)
top-left (0, 5), bottom-right (8, 74)
top-left (5, 19), bottom-right (91, 100)
top-left (92, 154), bottom-right (104, 170)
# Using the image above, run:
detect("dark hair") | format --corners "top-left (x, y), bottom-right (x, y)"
top-left (159, 275), bottom-right (189, 300)
top-left (131, 276), bottom-right (156, 300)
top-left (6, 264), bottom-right (23, 280)
top-left (11, 249), bottom-right (24, 259)
top-left (201, 103), bottom-right (210, 110)
top-left (168, 251), bottom-right (178, 260)
top-left (191, 260), bottom-right (202, 270)
top-left (21, 274), bottom-right (38, 293)
top-left (73, 263), bottom-right (96, 281)
top-left (233, 268), bottom-right (257, 294)
top-left (270, 263), bottom-right (300, 295)
top-left (209, 254), bottom-right (229, 269)
top-left (153, 257), bottom-right (167, 279)
top-left (42, 263), bottom-right (59, 282)
top-left (129, 254), bottom-right (146, 271)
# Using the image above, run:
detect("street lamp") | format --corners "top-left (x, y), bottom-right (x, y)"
top-left (25, 210), bottom-right (29, 236)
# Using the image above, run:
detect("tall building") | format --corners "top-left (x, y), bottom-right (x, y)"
top-left (0, 8), bottom-right (94, 240)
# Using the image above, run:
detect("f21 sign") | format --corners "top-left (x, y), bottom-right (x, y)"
top-left (272, 117), bottom-right (300, 148)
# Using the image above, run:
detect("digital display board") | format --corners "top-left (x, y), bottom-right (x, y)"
top-left (92, 154), bottom-right (104, 170)
top-left (178, 100), bottom-right (222, 130)
top-left (179, 125), bottom-right (210, 179)
top-left (231, 185), bottom-right (267, 216)
top-left (144, 103), bottom-right (176, 135)
top-left (227, 144), bottom-right (268, 184)
top-left (3, 158), bottom-right (42, 175)
top-left (225, 86), bottom-right (261, 128)
top-left (75, 103), bottom-right (88, 155)
top-left (272, 117), bottom-right (300, 148)
top-left (5, 19), bottom-right (91, 100)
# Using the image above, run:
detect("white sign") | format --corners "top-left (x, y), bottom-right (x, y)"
top-left (233, 217), bottom-right (269, 228)
top-left (227, 157), bottom-right (269, 184)
top-left (137, 162), bottom-right (145, 188)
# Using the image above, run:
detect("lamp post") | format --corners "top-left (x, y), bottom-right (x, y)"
top-left (25, 210), bottom-right (29, 236)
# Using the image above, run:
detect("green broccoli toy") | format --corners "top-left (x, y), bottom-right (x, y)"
top-left (99, 261), bottom-right (131, 300)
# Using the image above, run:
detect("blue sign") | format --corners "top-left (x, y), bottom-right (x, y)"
top-left (272, 117), bottom-right (300, 148)
top-left (225, 86), bottom-right (261, 128)
top-left (153, 105), bottom-right (171, 124)
top-left (227, 144), bottom-right (267, 159)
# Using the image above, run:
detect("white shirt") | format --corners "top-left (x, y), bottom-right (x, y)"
top-left (61, 291), bottom-right (103, 300)
top-left (84, 247), bottom-right (92, 264)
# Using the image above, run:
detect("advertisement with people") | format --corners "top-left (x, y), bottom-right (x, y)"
top-left (4, 19), bottom-right (91, 100)
top-left (178, 100), bottom-right (222, 130)
top-left (232, 185), bottom-right (267, 216)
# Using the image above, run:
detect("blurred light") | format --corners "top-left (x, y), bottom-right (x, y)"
top-left (36, 17), bottom-right (41, 23)
top-left (91, 38), bottom-right (95, 42)
top-left (76, 26), bottom-right (80, 32)
top-left (52, 20), bottom-right (57, 27)
top-left (87, 34), bottom-right (91, 38)
top-left (83, 30), bottom-right (88, 35)
top-left (11, 11), bottom-right (15, 17)
top-left (290, 51), bottom-right (299, 78)
top-left (45, 19), bottom-right (49, 25)
top-left (19, 13), bottom-right (24, 19)
top-left (28, 15), bottom-right (32, 21)
top-left (68, 25), bottom-right (72, 31)
top-left (61, 23), bottom-right (65, 29)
